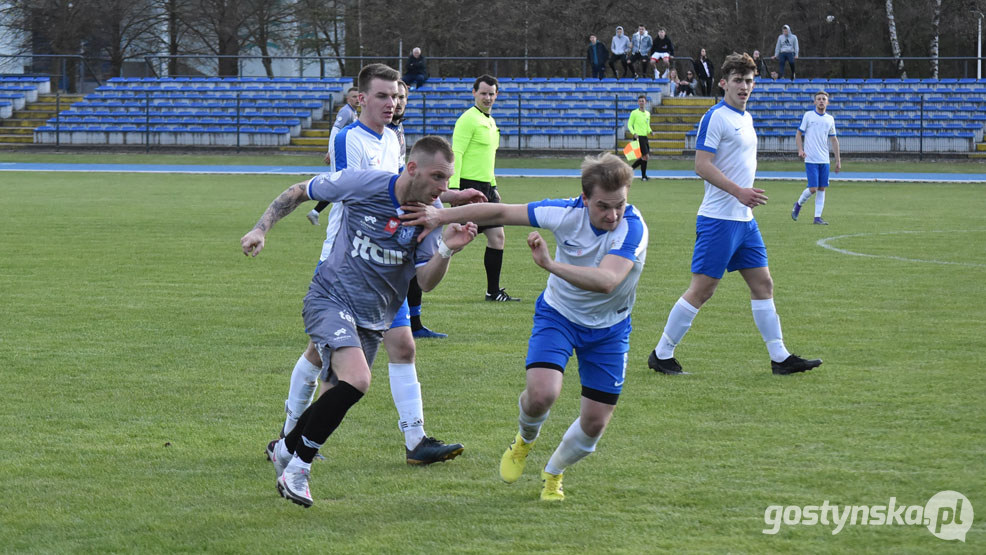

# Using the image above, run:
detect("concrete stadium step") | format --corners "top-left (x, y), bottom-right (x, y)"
top-left (651, 114), bottom-right (704, 123)
top-left (291, 137), bottom-right (329, 147)
top-left (653, 105), bottom-right (710, 115)
top-left (311, 121), bottom-right (334, 130)
top-left (0, 127), bottom-right (34, 135)
top-left (661, 97), bottom-right (716, 107)
top-left (301, 129), bottom-right (332, 138)
top-left (0, 134), bottom-right (34, 144)
top-left (279, 145), bottom-right (326, 152)
top-left (652, 123), bottom-right (697, 132)
top-left (2, 118), bottom-right (45, 128)
top-left (976, 143), bottom-right (986, 151)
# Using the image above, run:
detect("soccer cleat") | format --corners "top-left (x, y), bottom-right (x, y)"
top-left (486, 288), bottom-right (521, 302)
top-left (791, 202), bottom-right (801, 221)
top-left (771, 354), bottom-right (823, 375)
top-left (306, 209), bottom-right (320, 226)
top-left (641, 176), bottom-right (649, 181)
top-left (648, 350), bottom-right (689, 375)
top-left (813, 217), bottom-right (828, 225)
top-left (277, 467), bottom-right (313, 508)
top-left (499, 433), bottom-right (536, 483)
top-left (412, 326), bottom-right (448, 339)
top-left (266, 439), bottom-right (289, 478)
top-left (540, 471), bottom-right (565, 501)
top-left (406, 436), bottom-right (464, 465)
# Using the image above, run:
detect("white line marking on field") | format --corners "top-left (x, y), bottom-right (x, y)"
top-left (816, 230), bottom-right (986, 268)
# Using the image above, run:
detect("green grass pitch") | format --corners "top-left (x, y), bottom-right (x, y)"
top-left (1, 167), bottom-right (983, 552)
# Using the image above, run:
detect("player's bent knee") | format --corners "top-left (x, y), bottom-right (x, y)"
top-left (383, 330), bottom-right (415, 363)
top-left (303, 342), bottom-right (322, 367)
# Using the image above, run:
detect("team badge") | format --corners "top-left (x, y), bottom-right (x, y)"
top-left (397, 225), bottom-right (415, 246)
top-left (385, 218), bottom-right (400, 235)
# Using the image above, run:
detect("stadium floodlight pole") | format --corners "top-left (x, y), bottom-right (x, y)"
top-left (976, 11), bottom-right (984, 80)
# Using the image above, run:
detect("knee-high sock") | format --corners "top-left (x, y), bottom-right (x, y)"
top-left (797, 188), bottom-right (813, 206)
top-left (814, 189), bottom-right (826, 218)
top-left (640, 160), bottom-right (648, 179)
top-left (751, 298), bottom-right (791, 363)
top-left (655, 297), bottom-right (700, 359)
top-left (389, 363), bottom-right (426, 449)
top-left (631, 159), bottom-right (641, 169)
top-left (484, 247), bottom-right (503, 296)
top-left (287, 380), bottom-right (363, 464)
top-left (544, 418), bottom-right (600, 475)
top-left (283, 354), bottom-right (321, 435)
top-left (407, 277), bottom-right (424, 331)
top-left (518, 395), bottom-right (549, 443)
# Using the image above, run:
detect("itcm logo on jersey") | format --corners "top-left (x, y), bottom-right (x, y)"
top-left (350, 229), bottom-right (404, 265)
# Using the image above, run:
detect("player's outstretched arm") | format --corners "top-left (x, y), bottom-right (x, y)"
top-left (527, 231), bottom-right (634, 294)
top-left (240, 181), bottom-right (310, 257)
top-left (695, 150), bottom-right (767, 209)
top-left (415, 222), bottom-right (479, 291)
top-left (400, 202), bottom-right (529, 240)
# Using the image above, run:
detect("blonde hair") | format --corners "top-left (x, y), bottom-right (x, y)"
top-left (581, 153), bottom-right (633, 197)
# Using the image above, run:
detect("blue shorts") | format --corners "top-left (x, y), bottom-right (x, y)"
top-left (525, 294), bottom-right (631, 396)
top-left (316, 259), bottom-right (409, 329)
top-left (806, 162), bottom-right (830, 189)
top-left (691, 216), bottom-right (768, 279)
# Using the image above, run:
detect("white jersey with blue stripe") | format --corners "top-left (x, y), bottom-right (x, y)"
top-left (320, 121), bottom-right (402, 261)
top-left (694, 101), bottom-right (757, 222)
top-left (527, 197), bottom-right (648, 328)
top-left (799, 109), bottom-right (836, 164)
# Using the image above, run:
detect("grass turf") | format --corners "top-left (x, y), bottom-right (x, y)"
top-left (1, 170), bottom-right (983, 552)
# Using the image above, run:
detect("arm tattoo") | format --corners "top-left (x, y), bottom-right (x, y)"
top-left (253, 183), bottom-right (307, 232)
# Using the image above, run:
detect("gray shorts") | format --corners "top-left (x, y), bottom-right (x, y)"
top-left (303, 294), bottom-right (385, 384)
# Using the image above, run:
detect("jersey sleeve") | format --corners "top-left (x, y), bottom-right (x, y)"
top-left (798, 112), bottom-right (809, 133)
top-left (527, 198), bottom-right (578, 230)
top-left (307, 170), bottom-right (362, 204)
top-left (608, 205), bottom-right (646, 261)
top-left (828, 115), bottom-right (837, 136)
top-left (695, 109), bottom-right (721, 153)
top-left (449, 113), bottom-right (471, 189)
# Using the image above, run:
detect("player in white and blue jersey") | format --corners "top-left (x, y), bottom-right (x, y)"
top-left (241, 137), bottom-right (479, 507)
top-left (648, 52), bottom-right (822, 377)
top-left (791, 90), bottom-right (841, 225)
top-left (401, 153), bottom-right (646, 501)
top-left (275, 65), bottom-right (470, 470)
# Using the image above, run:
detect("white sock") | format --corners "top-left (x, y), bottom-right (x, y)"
top-left (751, 298), bottom-right (791, 363)
top-left (389, 363), bottom-right (426, 449)
top-left (814, 189), bottom-right (826, 218)
top-left (518, 395), bottom-right (549, 443)
top-left (275, 437), bottom-right (291, 462)
top-left (655, 297), bottom-right (699, 359)
top-left (797, 188), bottom-right (813, 206)
top-left (283, 354), bottom-right (321, 435)
top-left (285, 455), bottom-right (312, 474)
top-left (544, 418), bottom-right (599, 475)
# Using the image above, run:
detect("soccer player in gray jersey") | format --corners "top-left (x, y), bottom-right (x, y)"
top-left (241, 137), bottom-right (478, 508)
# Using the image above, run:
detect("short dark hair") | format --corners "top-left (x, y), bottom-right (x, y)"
top-left (409, 135), bottom-right (454, 164)
top-left (397, 80), bottom-right (409, 92)
top-left (637, 94), bottom-right (647, 100)
top-left (357, 63), bottom-right (400, 94)
top-left (473, 74), bottom-right (499, 92)
top-left (720, 52), bottom-right (756, 79)
top-left (346, 87), bottom-right (358, 94)
top-left (581, 153), bottom-right (632, 197)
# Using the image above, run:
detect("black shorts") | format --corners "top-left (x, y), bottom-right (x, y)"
top-left (637, 136), bottom-right (650, 156)
top-left (458, 178), bottom-right (502, 231)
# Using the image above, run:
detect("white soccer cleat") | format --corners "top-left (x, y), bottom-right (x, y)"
top-left (277, 467), bottom-right (314, 508)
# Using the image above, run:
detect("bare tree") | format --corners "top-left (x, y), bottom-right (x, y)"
top-left (89, 0), bottom-right (164, 78)
top-left (930, 0), bottom-right (942, 79)
top-left (886, 0), bottom-right (907, 77)
top-left (178, 0), bottom-right (251, 76)
top-left (294, 0), bottom-right (347, 76)
top-left (243, 0), bottom-right (294, 77)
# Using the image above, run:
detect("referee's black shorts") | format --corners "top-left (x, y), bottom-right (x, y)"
top-left (457, 178), bottom-right (502, 231)
top-left (638, 136), bottom-right (650, 156)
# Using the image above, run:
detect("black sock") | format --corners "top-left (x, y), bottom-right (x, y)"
top-left (631, 159), bottom-right (641, 169)
top-left (407, 277), bottom-right (423, 331)
top-left (641, 160), bottom-right (648, 178)
top-left (289, 381), bottom-right (364, 464)
top-left (484, 247), bottom-right (503, 296)
top-left (313, 201), bottom-right (329, 213)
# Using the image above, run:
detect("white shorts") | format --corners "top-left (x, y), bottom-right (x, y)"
top-left (650, 52), bottom-right (670, 61)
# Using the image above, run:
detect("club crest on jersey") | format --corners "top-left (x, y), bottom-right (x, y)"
top-left (385, 218), bottom-right (400, 234)
top-left (396, 225), bottom-right (415, 246)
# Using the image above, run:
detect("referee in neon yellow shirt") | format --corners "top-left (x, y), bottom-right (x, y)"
top-left (450, 75), bottom-right (520, 302)
top-left (627, 94), bottom-right (652, 181)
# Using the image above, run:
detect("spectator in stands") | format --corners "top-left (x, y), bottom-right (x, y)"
top-left (752, 50), bottom-right (771, 79)
top-left (667, 68), bottom-right (679, 96)
top-left (403, 47), bottom-right (429, 90)
top-left (677, 70), bottom-right (698, 96)
top-left (693, 48), bottom-right (714, 96)
top-left (772, 25), bottom-right (799, 79)
top-left (586, 35), bottom-right (609, 80)
top-left (629, 25), bottom-right (653, 79)
top-left (608, 26), bottom-right (631, 78)
top-left (648, 29), bottom-right (675, 79)
top-left (770, 70), bottom-right (779, 80)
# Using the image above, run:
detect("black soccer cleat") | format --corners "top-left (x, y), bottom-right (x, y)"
top-left (406, 437), bottom-right (465, 465)
top-left (648, 350), bottom-right (689, 375)
top-left (486, 288), bottom-right (522, 302)
top-left (771, 354), bottom-right (823, 375)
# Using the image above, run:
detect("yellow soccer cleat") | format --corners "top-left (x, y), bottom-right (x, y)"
top-left (540, 471), bottom-right (565, 501)
top-left (499, 433), bottom-right (535, 483)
